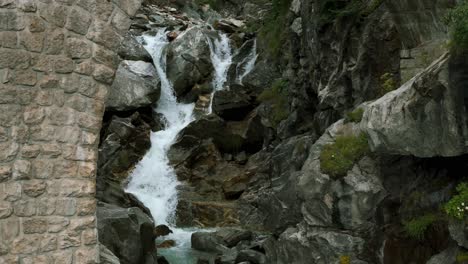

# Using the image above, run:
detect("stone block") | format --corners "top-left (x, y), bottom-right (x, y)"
top-left (0, 217), bottom-right (20, 241)
top-left (29, 16), bottom-right (46, 32)
top-left (11, 235), bottom-right (40, 254)
top-left (82, 229), bottom-right (97, 245)
top-left (44, 28), bottom-right (65, 55)
top-left (76, 198), bottom-right (95, 216)
top-left (77, 112), bottom-right (101, 131)
top-left (48, 216), bottom-right (70, 233)
top-left (18, 0), bottom-right (37, 12)
top-left (74, 60), bottom-right (95, 76)
top-left (12, 160), bottom-right (31, 180)
top-left (24, 106), bottom-right (45, 124)
top-left (13, 200), bottom-right (35, 216)
top-left (39, 4), bottom-right (68, 27)
top-left (58, 231), bottom-right (81, 249)
top-left (21, 254), bottom-right (51, 264)
top-left (95, 0), bottom-right (114, 21)
top-left (36, 198), bottom-right (56, 216)
top-left (22, 180), bottom-right (47, 197)
top-left (55, 126), bottom-right (81, 144)
top-left (40, 144), bottom-right (62, 158)
top-left (66, 7), bottom-right (92, 35)
top-left (55, 199), bottom-right (76, 216)
top-left (76, 0), bottom-right (95, 12)
top-left (53, 159), bottom-right (78, 178)
top-left (50, 250), bottom-right (73, 264)
top-left (46, 106), bottom-right (76, 125)
top-left (66, 38), bottom-right (92, 59)
top-left (4, 182), bottom-right (21, 202)
top-left (77, 161), bottom-right (95, 178)
top-left (0, 201), bottom-right (13, 219)
top-left (69, 216), bottom-right (95, 231)
top-left (19, 31), bottom-right (45, 52)
top-left (92, 64), bottom-right (115, 84)
top-left (93, 44), bottom-right (119, 68)
top-left (111, 7), bottom-right (132, 35)
top-left (32, 159), bottom-right (54, 179)
top-left (0, 165), bottom-right (11, 182)
top-left (39, 75), bottom-right (60, 89)
top-left (48, 179), bottom-right (95, 197)
top-left (0, 104), bottom-right (21, 127)
top-left (74, 246), bottom-right (99, 264)
top-left (0, 31), bottom-right (17, 48)
top-left (23, 218), bottom-right (48, 234)
top-left (0, 10), bottom-right (25, 31)
top-left (0, 141), bottom-right (19, 162)
top-left (21, 145), bottom-right (41, 158)
top-left (63, 146), bottom-right (96, 161)
top-left (80, 131), bottom-right (98, 145)
top-left (11, 124), bottom-right (29, 143)
top-left (30, 124), bottom-right (55, 141)
top-left (39, 235), bottom-right (57, 253)
top-left (0, 48), bottom-right (30, 69)
top-left (87, 20), bottom-right (121, 50)
top-left (113, 0), bottom-right (141, 16)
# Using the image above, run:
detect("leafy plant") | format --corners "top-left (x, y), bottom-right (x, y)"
top-left (340, 255), bottom-right (351, 264)
top-left (258, 79), bottom-right (290, 127)
top-left (444, 1), bottom-right (468, 50)
top-left (379, 72), bottom-right (397, 96)
top-left (320, 133), bottom-right (370, 178)
top-left (258, 0), bottom-right (292, 55)
top-left (403, 214), bottom-right (438, 240)
top-left (345, 108), bottom-right (364, 123)
top-left (444, 182), bottom-right (468, 220)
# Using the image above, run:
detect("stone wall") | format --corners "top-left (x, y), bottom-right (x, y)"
top-left (0, 0), bottom-right (141, 263)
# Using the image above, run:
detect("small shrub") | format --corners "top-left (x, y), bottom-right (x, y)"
top-left (403, 214), bottom-right (438, 240)
top-left (444, 182), bottom-right (468, 220)
top-left (320, 133), bottom-right (370, 178)
top-left (319, 0), bottom-right (384, 25)
top-left (258, 79), bottom-right (289, 127)
top-left (379, 72), bottom-right (397, 96)
top-left (444, 1), bottom-right (468, 50)
top-left (345, 108), bottom-right (364, 123)
top-left (340, 255), bottom-right (351, 264)
top-left (258, 0), bottom-right (292, 55)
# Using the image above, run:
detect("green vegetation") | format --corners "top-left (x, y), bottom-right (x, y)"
top-left (320, 133), bottom-right (370, 178)
top-left (403, 214), bottom-right (438, 240)
top-left (444, 182), bottom-right (468, 220)
top-left (319, 0), bottom-right (385, 25)
top-left (444, 1), bottom-right (468, 50)
top-left (379, 72), bottom-right (397, 96)
top-left (258, 0), bottom-right (292, 55)
top-left (345, 108), bottom-right (364, 123)
top-left (258, 79), bottom-right (290, 127)
top-left (339, 256), bottom-right (351, 264)
top-left (457, 252), bottom-right (468, 263)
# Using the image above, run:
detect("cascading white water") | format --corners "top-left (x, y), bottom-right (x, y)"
top-left (125, 28), bottom-right (195, 225)
top-left (236, 39), bottom-right (258, 85)
top-left (206, 33), bottom-right (233, 113)
top-left (125, 28), bottom-right (234, 263)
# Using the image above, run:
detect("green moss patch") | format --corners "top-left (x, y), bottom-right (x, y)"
top-left (403, 214), bottom-right (438, 240)
top-left (258, 79), bottom-right (290, 127)
top-left (345, 108), bottom-right (364, 123)
top-left (319, 133), bottom-right (370, 178)
top-left (445, 1), bottom-right (468, 51)
top-left (444, 182), bottom-right (468, 220)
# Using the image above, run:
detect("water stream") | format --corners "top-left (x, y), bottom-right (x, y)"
top-left (125, 28), bottom-right (255, 263)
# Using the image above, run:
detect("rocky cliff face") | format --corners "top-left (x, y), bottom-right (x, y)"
top-left (92, 0), bottom-right (468, 263)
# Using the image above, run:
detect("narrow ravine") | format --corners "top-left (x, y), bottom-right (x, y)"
top-left (125, 27), bottom-right (252, 263)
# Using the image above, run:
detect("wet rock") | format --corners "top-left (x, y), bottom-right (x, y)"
top-left (157, 240), bottom-right (176, 248)
top-left (191, 231), bottom-right (229, 253)
top-left (212, 89), bottom-right (253, 121)
top-left (154, 224), bottom-right (173, 237)
top-left (107, 60), bottom-right (161, 112)
top-left (119, 32), bottom-right (152, 62)
top-left (97, 203), bottom-right (157, 264)
top-left (236, 249), bottom-right (266, 264)
top-left (214, 18), bottom-right (245, 33)
top-left (448, 220), bottom-right (468, 249)
top-left (166, 27), bottom-right (213, 98)
top-left (97, 112), bottom-right (155, 207)
top-left (215, 228), bottom-right (252, 247)
top-left (362, 53), bottom-right (468, 158)
top-left (425, 246), bottom-right (460, 264)
top-left (100, 243), bottom-right (121, 264)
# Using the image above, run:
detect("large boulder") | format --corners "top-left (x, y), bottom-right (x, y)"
top-left (97, 203), bottom-right (157, 264)
top-left (97, 112), bottom-right (156, 207)
top-left (191, 231), bottom-right (228, 253)
top-left (107, 60), bottom-right (161, 111)
top-left (166, 27), bottom-right (213, 98)
top-left (100, 244), bottom-right (121, 264)
top-left (212, 88), bottom-right (254, 121)
top-left (362, 53), bottom-right (468, 157)
top-left (119, 32), bottom-right (153, 62)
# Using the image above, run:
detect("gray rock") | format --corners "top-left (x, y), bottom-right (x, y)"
top-left (362, 53), bottom-right (468, 157)
top-left (107, 60), bottom-right (161, 111)
top-left (426, 246), bottom-right (460, 264)
top-left (236, 249), bottom-right (266, 264)
top-left (290, 18), bottom-right (302, 35)
top-left (212, 89), bottom-right (253, 121)
top-left (166, 27), bottom-right (213, 98)
top-left (119, 32), bottom-right (153, 62)
top-left (215, 228), bottom-right (252, 247)
top-left (448, 220), bottom-right (468, 249)
top-left (97, 203), bottom-right (157, 264)
top-left (191, 231), bottom-right (228, 253)
top-left (100, 244), bottom-right (121, 264)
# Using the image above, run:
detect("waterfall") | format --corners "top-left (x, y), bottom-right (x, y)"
top-left (125, 29), bottom-right (233, 261)
top-left (206, 33), bottom-right (233, 113)
top-left (236, 39), bottom-right (257, 85)
top-left (125, 28), bottom-right (195, 225)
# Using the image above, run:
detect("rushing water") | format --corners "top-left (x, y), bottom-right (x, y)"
top-left (125, 27), bottom-right (256, 263)
top-left (236, 39), bottom-right (258, 85)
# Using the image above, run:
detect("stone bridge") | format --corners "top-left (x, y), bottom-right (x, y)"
top-left (0, 0), bottom-right (142, 263)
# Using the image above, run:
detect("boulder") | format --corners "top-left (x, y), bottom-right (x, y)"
top-left (119, 33), bottom-right (153, 62)
top-left (214, 18), bottom-right (245, 33)
top-left (362, 52), bottom-right (468, 157)
top-left (107, 60), bottom-right (161, 112)
top-left (236, 249), bottom-right (266, 264)
top-left (166, 27), bottom-right (213, 98)
top-left (215, 228), bottom-right (252, 247)
top-left (97, 112), bottom-right (155, 207)
top-left (100, 244), bottom-right (121, 264)
top-left (212, 89), bottom-right (253, 121)
top-left (191, 231), bottom-right (229, 253)
top-left (97, 203), bottom-right (157, 264)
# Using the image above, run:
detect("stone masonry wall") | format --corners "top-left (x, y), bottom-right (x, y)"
top-left (0, 0), bottom-right (141, 263)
